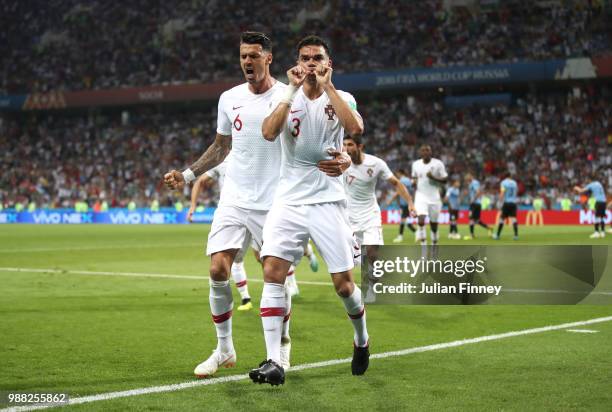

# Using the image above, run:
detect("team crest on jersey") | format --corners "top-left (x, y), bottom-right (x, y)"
top-left (324, 104), bottom-right (336, 120)
top-left (367, 168), bottom-right (374, 177)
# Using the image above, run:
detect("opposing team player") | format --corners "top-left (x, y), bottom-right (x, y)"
top-left (493, 172), bottom-right (519, 240)
top-left (251, 35), bottom-right (369, 385)
top-left (464, 173), bottom-right (492, 239)
top-left (444, 179), bottom-right (461, 239)
top-left (411, 145), bottom-right (448, 245)
top-left (390, 169), bottom-right (417, 243)
top-left (574, 177), bottom-right (607, 238)
top-left (163, 32), bottom-right (293, 377)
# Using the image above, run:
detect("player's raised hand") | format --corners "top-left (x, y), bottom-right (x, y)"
top-left (287, 66), bottom-right (306, 87)
top-left (315, 63), bottom-right (332, 87)
top-left (317, 150), bottom-right (351, 177)
top-left (164, 170), bottom-right (185, 190)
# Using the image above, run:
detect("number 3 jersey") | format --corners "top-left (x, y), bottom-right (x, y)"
top-left (216, 81), bottom-right (286, 210)
top-left (270, 85), bottom-right (361, 205)
top-left (344, 154), bottom-right (394, 231)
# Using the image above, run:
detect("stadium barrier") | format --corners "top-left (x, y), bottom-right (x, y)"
top-left (382, 209), bottom-right (611, 226)
top-left (0, 209), bottom-right (609, 225)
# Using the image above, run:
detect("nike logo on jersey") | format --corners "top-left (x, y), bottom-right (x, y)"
top-left (290, 109), bottom-right (302, 114)
top-left (233, 106), bottom-right (243, 110)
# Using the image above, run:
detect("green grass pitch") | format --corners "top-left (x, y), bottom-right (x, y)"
top-left (1, 224), bottom-right (611, 411)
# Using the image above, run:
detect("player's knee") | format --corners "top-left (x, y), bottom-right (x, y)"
top-left (335, 282), bottom-right (353, 298)
top-left (262, 260), bottom-right (286, 284)
top-left (209, 261), bottom-right (230, 281)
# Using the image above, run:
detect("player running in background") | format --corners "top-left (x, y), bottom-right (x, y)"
top-left (390, 169), bottom-right (417, 243)
top-left (252, 35), bottom-right (369, 385)
top-left (411, 145), bottom-right (448, 245)
top-left (163, 32), bottom-right (292, 377)
top-left (464, 173), bottom-right (492, 239)
top-left (343, 135), bottom-right (414, 301)
top-left (574, 177), bottom-right (607, 238)
top-left (493, 172), bottom-right (519, 240)
top-left (444, 179), bottom-right (461, 239)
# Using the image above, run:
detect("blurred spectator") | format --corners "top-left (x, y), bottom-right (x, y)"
top-left (1, 0), bottom-right (610, 94)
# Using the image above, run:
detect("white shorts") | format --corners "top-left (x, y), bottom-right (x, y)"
top-left (415, 198), bottom-right (442, 222)
top-left (354, 226), bottom-right (384, 247)
top-left (206, 205), bottom-right (267, 256)
top-left (261, 201), bottom-right (355, 273)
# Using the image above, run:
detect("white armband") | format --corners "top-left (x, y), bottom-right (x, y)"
top-left (182, 168), bottom-right (196, 184)
top-left (279, 85), bottom-right (298, 105)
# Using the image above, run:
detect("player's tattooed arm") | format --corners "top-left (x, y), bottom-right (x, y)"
top-left (189, 133), bottom-right (231, 176)
top-left (316, 63), bottom-right (363, 136)
top-left (163, 133), bottom-right (230, 190)
top-left (262, 66), bottom-right (306, 140)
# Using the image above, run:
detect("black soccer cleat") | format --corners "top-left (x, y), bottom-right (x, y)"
top-left (249, 359), bottom-right (285, 386)
top-left (352, 343), bottom-right (370, 376)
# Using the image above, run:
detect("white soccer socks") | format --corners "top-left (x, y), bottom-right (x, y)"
top-left (231, 261), bottom-right (251, 301)
top-left (342, 285), bottom-right (369, 347)
top-left (209, 279), bottom-right (234, 354)
top-left (260, 282), bottom-right (286, 364)
top-left (282, 284), bottom-right (292, 338)
top-left (417, 226), bottom-right (427, 244)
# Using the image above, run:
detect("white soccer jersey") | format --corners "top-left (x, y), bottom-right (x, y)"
top-left (204, 160), bottom-right (227, 191)
top-left (271, 86), bottom-right (361, 205)
top-left (344, 154), bottom-right (393, 230)
top-left (216, 81), bottom-right (286, 210)
top-left (411, 158), bottom-right (447, 203)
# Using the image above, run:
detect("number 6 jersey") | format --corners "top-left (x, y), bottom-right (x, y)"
top-left (216, 81), bottom-right (286, 210)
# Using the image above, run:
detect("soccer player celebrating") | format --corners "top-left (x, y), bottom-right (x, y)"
top-left (464, 173), bottom-right (492, 239)
top-left (411, 145), bottom-right (448, 245)
top-left (574, 176), bottom-right (607, 238)
top-left (390, 169), bottom-right (417, 242)
top-left (163, 32), bottom-right (292, 377)
top-left (444, 179), bottom-right (461, 239)
top-left (252, 35), bottom-right (369, 385)
top-left (343, 135), bottom-right (415, 301)
top-left (493, 172), bottom-right (519, 240)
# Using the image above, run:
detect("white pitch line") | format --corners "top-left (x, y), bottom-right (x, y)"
top-left (2, 315), bottom-right (612, 412)
top-left (2, 267), bottom-right (611, 295)
top-left (0, 267), bottom-right (331, 286)
top-left (0, 243), bottom-right (203, 253)
top-left (566, 329), bottom-right (599, 333)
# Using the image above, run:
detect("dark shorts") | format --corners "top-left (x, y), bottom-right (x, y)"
top-left (501, 203), bottom-right (517, 219)
top-left (469, 203), bottom-right (482, 221)
top-left (449, 209), bottom-right (459, 221)
top-left (401, 205), bottom-right (410, 219)
top-left (595, 201), bottom-right (606, 218)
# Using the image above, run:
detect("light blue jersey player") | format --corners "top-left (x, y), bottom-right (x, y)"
top-left (464, 173), bottom-right (491, 238)
top-left (391, 170), bottom-right (417, 242)
top-left (445, 180), bottom-right (461, 239)
top-left (494, 173), bottom-right (519, 240)
top-left (574, 178), bottom-right (607, 238)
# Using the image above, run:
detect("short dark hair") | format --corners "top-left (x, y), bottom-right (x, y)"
top-left (343, 134), bottom-right (362, 145)
top-left (241, 31), bottom-right (272, 52)
top-left (296, 35), bottom-right (331, 57)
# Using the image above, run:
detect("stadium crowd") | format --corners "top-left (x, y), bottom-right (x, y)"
top-left (1, 86), bottom-right (609, 211)
top-left (2, 0), bottom-right (610, 94)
